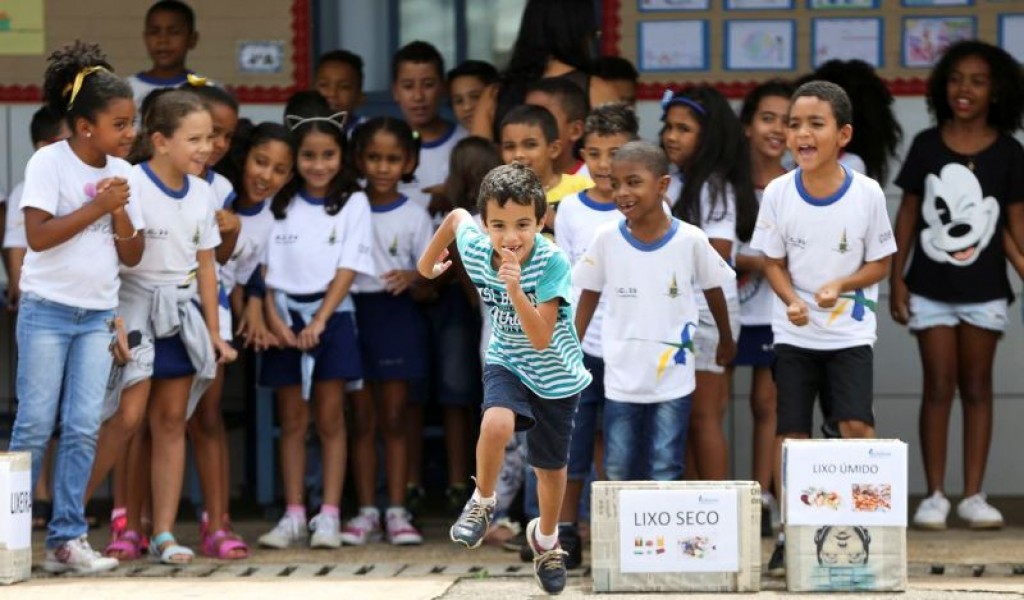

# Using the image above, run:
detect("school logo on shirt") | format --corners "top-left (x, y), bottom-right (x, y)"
top-left (616, 287), bottom-right (638, 298)
top-left (274, 233), bottom-right (299, 245)
top-left (328, 226), bottom-right (338, 245)
top-left (833, 228), bottom-right (849, 254)
top-left (192, 224), bottom-right (200, 246)
top-left (826, 289), bottom-right (877, 325)
top-left (144, 227), bottom-right (171, 240)
top-left (388, 236), bottom-right (399, 257)
top-left (630, 322), bottom-right (697, 380)
top-left (667, 273), bottom-right (680, 299)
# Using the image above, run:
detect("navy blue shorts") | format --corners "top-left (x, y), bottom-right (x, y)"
top-left (353, 292), bottom-right (427, 381)
top-left (734, 325), bottom-right (774, 367)
top-left (259, 310), bottom-right (362, 387)
top-left (482, 364), bottom-right (579, 470)
top-left (153, 335), bottom-right (197, 379)
top-left (412, 283), bottom-right (482, 406)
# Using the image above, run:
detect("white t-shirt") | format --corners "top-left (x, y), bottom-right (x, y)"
top-left (554, 190), bottom-right (622, 357)
top-left (353, 195), bottom-right (432, 294)
top-left (3, 182), bottom-right (26, 249)
top-left (127, 72), bottom-right (196, 108)
top-left (691, 181), bottom-right (739, 304)
top-left (750, 167), bottom-right (897, 350)
top-left (399, 121), bottom-right (468, 211)
top-left (264, 190), bottom-right (376, 295)
top-left (121, 163), bottom-right (221, 289)
top-left (737, 188), bottom-right (775, 326)
top-left (19, 141), bottom-right (145, 310)
top-left (222, 198), bottom-right (273, 290)
top-left (204, 170), bottom-right (234, 207)
top-left (573, 218), bottom-right (736, 402)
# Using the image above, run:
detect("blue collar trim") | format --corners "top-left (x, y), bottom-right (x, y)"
top-left (142, 162), bottom-right (189, 199)
top-left (618, 218), bottom-right (679, 252)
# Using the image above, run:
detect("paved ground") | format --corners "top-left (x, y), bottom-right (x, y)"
top-left (6, 518), bottom-right (1024, 597)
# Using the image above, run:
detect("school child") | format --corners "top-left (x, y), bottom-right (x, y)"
top-left (313, 49), bottom-right (367, 135)
top-left (592, 56), bottom-right (639, 109)
top-left (91, 89), bottom-right (235, 565)
top-left (447, 60), bottom-right (499, 132)
top-left (7, 41), bottom-right (143, 574)
top-left (340, 117), bottom-right (431, 546)
top-left (418, 163), bottom-right (592, 595)
top-left (574, 140), bottom-right (736, 484)
top-left (890, 41), bottom-right (1024, 531)
top-left (750, 81), bottom-right (897, 575)
top-left (127, 1), bottom-right (202, 107)
top-left (553, 102), bottom-right (638, 568)
top-left (499, 104), bottom-right (592, 234)
top-left (661, 86), bottom-right (757, 481)
top-left (524, 77), bottom-right (590, 180)
top-left (737, 79), bottom-right (792, 536)
top-left (257, 107), bottom-right (375, 549)
top-left (391, 40), bottom-right (467, 210)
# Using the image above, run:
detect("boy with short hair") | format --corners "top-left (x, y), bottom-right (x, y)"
top-left (524, 78), bottom-right (589, 177)
top-left (418, 163), bottom-right (591, 595)
top-left (128, 0), bottom-right (200, 107)
top-left (574, 141), bottom-right (736, 486)
top-left (447, 60), bottom-right (499, 132)
top-left (392, 40), bottom-right (468, 210)
top-left (750, 81), bottom-right (896, 575)
top-left (551, 103), bottom-right (638, 566)
top-left (313, 49), bottom-right (367, 136)
top-left (593, 56), bottom-right (639, 108)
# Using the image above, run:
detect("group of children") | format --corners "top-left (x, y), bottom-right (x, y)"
top-left (5, 0), bottom-right (1024, 595)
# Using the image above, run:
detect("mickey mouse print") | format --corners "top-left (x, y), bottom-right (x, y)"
top-left (919, 163), bottom-right (998, 268)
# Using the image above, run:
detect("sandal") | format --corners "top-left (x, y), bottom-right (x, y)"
top-left (105, 530), bottom-right (144, 560)
top-left (150, 532), bottom-right (194, 565)
top-left (202, 529), bottom-right (250, 560)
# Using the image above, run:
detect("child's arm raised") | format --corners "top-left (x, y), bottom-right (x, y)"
top-left (814, 256), bottom-right (892, 309)
top-left (763, 257), bottom-right (809, 327)
top-left (498, 248), bottom-right (558, 350)
top-left (417, 208), bottom-right (475, 278)
top-left (197, 248), bottom-right (237, 363)
top-left (574, 289), bottom-right (601, 341)
top-left (702, 286), bottom-right (736, 367)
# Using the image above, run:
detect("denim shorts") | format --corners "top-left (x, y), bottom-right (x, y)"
top-left (907, 294), bottom-right (1008, 333)
top-left (481, 364), bottom-right (579, 470)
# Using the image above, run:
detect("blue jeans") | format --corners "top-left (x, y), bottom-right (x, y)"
top-left (603, 396), bottom-right (692, 481)
top-left (567, 354), bottom-right (606, 480)
top-left (8, 293), bottom-right (114, 548)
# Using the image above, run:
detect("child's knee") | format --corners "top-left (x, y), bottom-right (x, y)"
top-left (480, 409), bottom-right (515, 442)
top-left (379, 411), bottom-right (405, 439)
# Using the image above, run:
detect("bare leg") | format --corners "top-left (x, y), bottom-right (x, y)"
top-left (750, 366), bottom-right (777, 491)
top-left (534, 466), bottom-right (568, 539)
top-left (148, 376), bottom-right (193, 562)
top-left (405, 403), bottom-right (425, 488)
top-left (379, 380), bottom-right (410, 506)
top-left (916, 327), bottom-right (958, 495)
top-left (86, 381), bottom-right (151, 502)
top-left (276, 386), bottom-right (308, 507)
top-left (189, 364), bottom-right (231, 534)
top-left (125, 425), bottom-right (150, 535)
top-left (689, 371), bottom-right (729, 480)
top-left (349, 385), bottom-right (377, 508)
top-left (443, 405), bottom-right (471, 486)
top-left (312, 380), bottom-right (346, 509)
top-left (956, 323), bottom-right (999, 497)
top-left (474, 407), bottom-right (515, 497)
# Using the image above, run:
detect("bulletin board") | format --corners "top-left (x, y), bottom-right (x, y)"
top-left (601, 0), bottom-right (1024, 99)
top-left (0, 0), bottom-right (310, 102)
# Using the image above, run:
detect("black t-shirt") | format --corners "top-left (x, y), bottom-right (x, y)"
top-left (894, 127), bottom-right (1024, 303)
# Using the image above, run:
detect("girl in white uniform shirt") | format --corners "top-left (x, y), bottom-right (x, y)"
top-left (343, 117), bottom-right (431, 546)
top-left (661, 87), bottom-right (759, 481)
top-left (89, 90), bottom-right (236, 565)
top-left (8, 42), bottom-right (144, 574)
top-left (257, 108), bottom-right (375, 550)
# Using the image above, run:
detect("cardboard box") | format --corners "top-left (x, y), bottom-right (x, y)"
top-left (0, 452), bottom-right (31, 585)
top-left (782, 439), bottom-right (907, 592)
top-left (591, 481), bottom-right (761, 593)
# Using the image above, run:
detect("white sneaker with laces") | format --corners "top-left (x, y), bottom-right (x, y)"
top-left (957, 493), bottom-right (1003, 530)
top-left (341, 511), bottom-right (382, 546)
top-left (386, 508), bottom-right (423, 545)
top-left (913, 491), bottom-right (950, 530)
top-left (309, 513), bottom-right (343, 548)
top-left (258, 513), bottom-right (308, 548)
top-left (43, 536), bottom-right (119, 574)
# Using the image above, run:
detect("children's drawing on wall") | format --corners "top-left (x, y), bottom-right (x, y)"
top-left (812, 18), bottom-right (882, 68)
top-left (639, 0), bottom-right (710, 10)
top-left (639, 20), bottom-right (707, 71)
top-left (808, 0), bottom-right (876, 9)
top-left (903, 17), bottom-right (975, 68)
top-left (725, 20), bottom-right (794, 71)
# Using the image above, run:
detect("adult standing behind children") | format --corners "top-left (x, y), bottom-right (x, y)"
top-left (751, 81), bottom-right (897, 577)
top-left (891, 41), bottom-right (1024, 531)
top-left (8, 41), bottom-right (144, 574)
top-left (419, 163), bottom-right (592, 595)
top-left (127, 1), bottom-right (201, 107)
top-left (470, 0), bottom-right (618, 141)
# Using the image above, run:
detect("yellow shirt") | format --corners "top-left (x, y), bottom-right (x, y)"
top-left (546, 173), bottom-right (594, 206)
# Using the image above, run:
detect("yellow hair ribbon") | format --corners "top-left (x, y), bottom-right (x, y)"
top-left (186, 73), bottom-right (208, 87)
top-left (63, 66), bottom-right (107, 109)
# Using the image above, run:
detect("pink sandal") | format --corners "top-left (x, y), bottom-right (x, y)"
top-left (105, 530), bottom-right (144, 560)
top-left (202, 529), bottom-right (250, 560)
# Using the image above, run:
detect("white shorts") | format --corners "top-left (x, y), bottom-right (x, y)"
top-left (694, 297), bottom-right (741, 374)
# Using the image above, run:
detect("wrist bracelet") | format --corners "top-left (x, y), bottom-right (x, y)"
top-left (113, 229), bottom-right (139, 242)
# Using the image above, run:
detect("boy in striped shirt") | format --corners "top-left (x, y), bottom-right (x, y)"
top-left (418, 163), bottom-right (591, 595)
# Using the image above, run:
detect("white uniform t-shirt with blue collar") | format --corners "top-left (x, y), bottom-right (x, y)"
top-left (264, 190), bottom-right (376, 300)
top-left (554, 189), bottom-right (623, 358)
top-left (573, 218), bottom-right (736, 403)
top-left (121, 162), bottom-right (221, 290)
top-left (19, 141), bottom-right (145, 310)
top-left (399, 121), bottom-right (468, 211)
top-left (353, 195), bottom-right (433, 294)
top-left (750, 166), bottom-right (897, 350)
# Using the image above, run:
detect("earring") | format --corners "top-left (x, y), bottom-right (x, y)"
top-left (86, 131), bottom-right (92, 138)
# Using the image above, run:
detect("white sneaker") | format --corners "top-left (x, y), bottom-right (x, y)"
top-left (762, 492), bottom-right (782, 532)
top-left (43, 536), bottom-right (119, 574)
top-left (957, 493), bottom-right (1003, 530)
top-left (913, 491), bottom-right (950, 530)
top-left (341, 511), bottom-right (382, 546)
top-left (258, 513), bottom-right (308, 548)
top-left (386, 508), bottom-right (423, 545)
top-left (309, 513), bottom-right (343, 548)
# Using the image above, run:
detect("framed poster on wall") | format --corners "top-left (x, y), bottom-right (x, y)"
top-left (638, 20), bottom-right (709, 71)
top-left (812, 18), bottom-right (884, 67)
top-left (724, 20), bottom-right (796, 71)
top-left (901, 16), bottom-right (976, 68)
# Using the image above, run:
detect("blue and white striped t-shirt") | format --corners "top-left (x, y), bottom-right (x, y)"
top-left (456, 220), bottom-right (591, 399)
